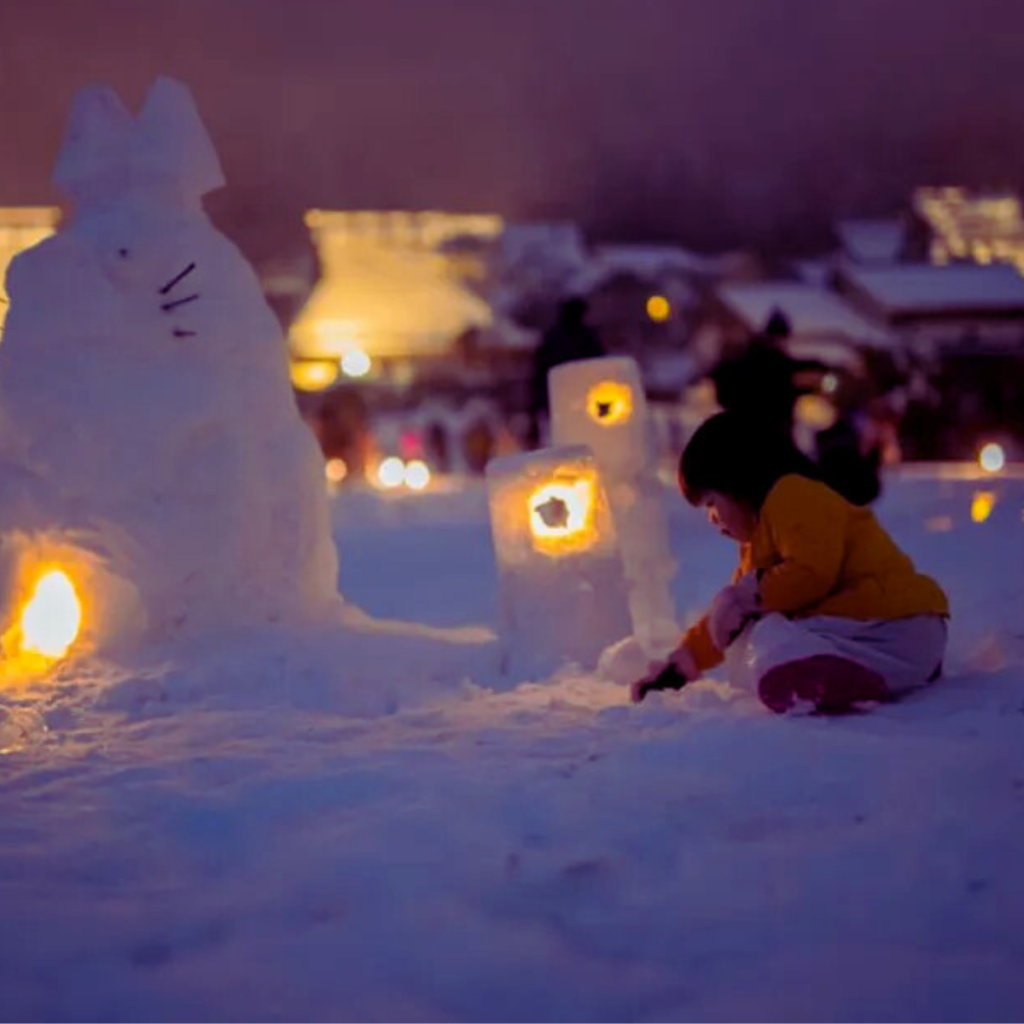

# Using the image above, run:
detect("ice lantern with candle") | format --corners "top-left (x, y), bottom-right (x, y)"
top-left (0, 535), bottom-right (146, 685)
top-left (486, 446), bottom-right (632, 677)
top-left (549, 356), bottom-right (678, 656)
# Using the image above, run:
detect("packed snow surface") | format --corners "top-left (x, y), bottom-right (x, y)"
top-left (1, 471), bottom-right (1023, 1022)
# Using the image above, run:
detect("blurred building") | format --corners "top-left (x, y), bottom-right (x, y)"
top-left (288, 210), bottom-right (544, 479)
top-left (835, 263), bottom-right (1024, 357)
top-left (706, 280), bottom-right (895, 370)
top-left (911, 187), bottom-right (1024, 272)
top-left (258, 250), bottom-right (317, 333)
top-left (289, 210), bottom-right (506, 386)
top-left (569, 244), bottom-right (704, 374)
top-left (0, 206), bottom-right (61, 332)
top-left (835, 218), bottom-right (908, 267)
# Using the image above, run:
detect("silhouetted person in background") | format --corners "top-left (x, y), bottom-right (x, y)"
top-left (711, 309), bottom-right (811, 442)
top-left (528, 297), bottom-right (604, 447)
top-left (815, 413), bottom-right (883, 506)
top-left (815, 396), bottom-right (902, 506)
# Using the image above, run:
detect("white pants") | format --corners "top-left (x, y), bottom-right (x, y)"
top-left (725, 613), bottom-right (947, 698)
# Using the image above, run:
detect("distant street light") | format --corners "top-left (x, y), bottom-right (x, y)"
top-left (979, 442), bottom-right (1005, 474)
top-left (646, 295), bottom-right (670, 322)
top-left (341, 349), bottom-right (371, 378)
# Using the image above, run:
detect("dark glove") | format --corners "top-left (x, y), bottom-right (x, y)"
top-left (630, 661), bottom-right (689, 703)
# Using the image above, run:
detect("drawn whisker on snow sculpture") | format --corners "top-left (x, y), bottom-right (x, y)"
top-left (172, 328), bottom-right (197, 338)
top-left (160, 293), bottom-right (200, 312)
top-left (158, 261), bottom-right (196, 295)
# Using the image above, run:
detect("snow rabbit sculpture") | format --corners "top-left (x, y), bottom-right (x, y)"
top-left (0, 78), bottom-right (339, 656)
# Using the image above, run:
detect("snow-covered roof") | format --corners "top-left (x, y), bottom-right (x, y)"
top-left (793, 259), bottom-right (833, 288)
top-left (718, 281), bottom-right (893, 346)
top-left (498, 222), bottom-right (587, 262)
top-left (842, 263), bottom-right (1024, 317)
top-left (570, 243), bottom-right (718, 293)
top-left (836, 219), bottom-right (905, 265)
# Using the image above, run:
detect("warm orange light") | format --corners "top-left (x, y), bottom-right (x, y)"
top-left (795, 394), bottom-right (837, 430)
top-left (18, 569), bottom-right (81, 659)
top-left (971, 490), bottom-right (997, 524)
top-left (290, 360), bottom-right (339, 392)
top-left (528, 478), bottom-right (597, 554)
top-left (324, 458), bottom-right (348, 484)
top-left (646, 295), bottom-right (671, 322)
top-left (0, 207), bottom-right (61, 331)
top-left (586, 381), bottom-right (633, 427)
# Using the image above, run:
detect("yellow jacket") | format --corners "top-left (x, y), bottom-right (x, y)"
top-left (683, 474), bottom-right (949, 672)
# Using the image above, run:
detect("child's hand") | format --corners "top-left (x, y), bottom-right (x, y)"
top-left (708, 574), bottom-right (760, 650)
top-left (733, 571), bottom-right (760, 611)
top-left (630, 645), bottom-right (698, 703)
top-left (630, 664), bottom-right (680, 703)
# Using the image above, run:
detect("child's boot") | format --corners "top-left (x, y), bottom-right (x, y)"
top-left (758, 654), bottom-right (890, 714)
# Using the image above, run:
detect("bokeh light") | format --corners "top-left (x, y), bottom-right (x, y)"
top-left (979, 442), bottom-right (1005, 473)
top-left (377, 456), bottom-right (405, 489)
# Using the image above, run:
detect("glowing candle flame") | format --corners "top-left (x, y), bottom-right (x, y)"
top-left (529, 480), bottom-right (594, 542)
top-left (586, 381), bottom-right (633, 427)
top-left (19, 569), bottom-right (81, 659)
top-left (290, 360), bottom-right (339, 392)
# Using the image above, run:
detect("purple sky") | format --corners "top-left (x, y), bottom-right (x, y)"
top-left (3, 0), bottom-right (1023, 259)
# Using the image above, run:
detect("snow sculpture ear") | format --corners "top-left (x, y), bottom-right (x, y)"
top-left (52, 84), bottom-right (134, 204)
top-left (128, 77), bottom-right (226, 204)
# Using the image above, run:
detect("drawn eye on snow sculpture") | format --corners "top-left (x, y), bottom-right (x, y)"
top-left (486, 446), bottom-right (632, 678)
top-left (586, 380), bottom-right (633, 427)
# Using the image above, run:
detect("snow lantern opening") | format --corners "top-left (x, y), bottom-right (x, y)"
top-left (528, 477), bottom-right (597, 553)
top-left (0, 535), bottom-right (151, 687)
top-left (18, 568), bottom-right (82, 659)
top-left (586, 381), bottom-right (633, 427)
top-left (0, 559), bottom-right (88, 682)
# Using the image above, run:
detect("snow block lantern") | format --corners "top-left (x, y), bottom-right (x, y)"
top-left (0, 78), bottom-right (340, 683)
top-left (549, 357), bottom-right (677, 656)
top-left (550, 357), bottom-right (648, 479)
top-left (486, 446), bottom-right (632, 678)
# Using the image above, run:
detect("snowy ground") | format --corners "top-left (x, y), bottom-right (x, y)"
top-left (1, 468), bottom-right (1023, 1022)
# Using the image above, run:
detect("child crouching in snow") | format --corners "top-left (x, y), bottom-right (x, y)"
top-left (631, 412), bottom-right (949, 713)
